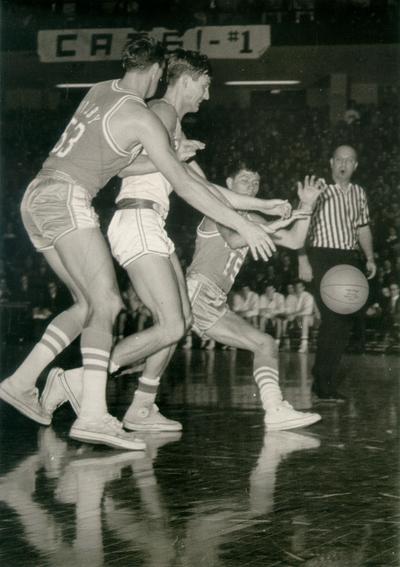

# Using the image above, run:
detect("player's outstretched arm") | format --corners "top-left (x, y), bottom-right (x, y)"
top-left (184, 163), bottom-right (291, 217)
top-left (117, 107), bottom-right (276, 260)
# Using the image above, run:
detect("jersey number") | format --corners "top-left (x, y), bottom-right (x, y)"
top-left (223, 251), bottom-right (244, 283)
top-left (52, 117), bottom-right (86, 158)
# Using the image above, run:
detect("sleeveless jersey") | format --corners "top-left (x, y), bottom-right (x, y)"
top-left (117, 102), bottom-right (182, 214)
top-left (187, 217), bottom-right (249, 294)
top-left (42, 80), bottom-right (145, 197)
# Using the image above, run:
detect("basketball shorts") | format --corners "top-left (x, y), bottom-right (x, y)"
top-left (186, 273), bottom-right (228, 337)
top-left (21, 170), bottom-right (99, 251)
top-left (107, 208), bottom-right (175, 268)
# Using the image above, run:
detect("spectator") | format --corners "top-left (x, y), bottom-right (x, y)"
top-left (258, 282), bottom-right (285, 345)
top-left (232, 284), bottom-right (260, 328)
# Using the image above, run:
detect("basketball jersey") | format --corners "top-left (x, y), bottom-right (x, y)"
top-left (42, 80), bottom-right (146, 197)
top-left (117, 100), bottom-right (182, 214)
top-left (187, 217), bottom-right (249, 294)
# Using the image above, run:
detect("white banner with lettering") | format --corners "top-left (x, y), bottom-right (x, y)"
top-left (38, 26), bottom-right (270, 62)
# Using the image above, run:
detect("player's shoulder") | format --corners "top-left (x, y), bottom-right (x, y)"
top-left (148, 99), bottom-right (178, 130)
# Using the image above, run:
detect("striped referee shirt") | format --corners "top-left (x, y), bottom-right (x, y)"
top-left (308, 183), bottom-right (370, 250)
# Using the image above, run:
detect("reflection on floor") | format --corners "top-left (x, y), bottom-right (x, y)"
top-left (0, 350), bottom-right (399, 566)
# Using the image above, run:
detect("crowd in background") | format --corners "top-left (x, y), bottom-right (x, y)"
top-left (3, 0), bottom-right (398, 30)
top-left (1, 97), bottom-right (399, 351)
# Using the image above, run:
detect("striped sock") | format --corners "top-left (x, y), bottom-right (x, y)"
top-left (254, 366), bottom-right (283, 411)
top-left (79, 328), bottom-right (113, 418)
top-left (10, 321), bottom-right (79, 391)
top-left (132, 376), bottom-right (161, 408)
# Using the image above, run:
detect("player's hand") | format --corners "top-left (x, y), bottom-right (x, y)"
top-left (298, 256), bottom-right (313, 282)
top-left (366, 259), bottom-right (377, 280)
top-left (239, 219), bottom-right (276, 261)
top-left (260, 199), bottom-right (292, 218)
top-left (297, 175), bottom-right (325, 210)
top-left (176, 139), bottom-right (205, 162)
top-left (266, 210), bottom-right (310, 233)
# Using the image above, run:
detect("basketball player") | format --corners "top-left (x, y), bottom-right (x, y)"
top-left (183, 162), bottom-right (324, 429)
top-left (40, 162), bottom-right (322, 431)
top-left (0, 38), bottom-right (277, 451)
top-left (39, 50), bottom-right (290, 432)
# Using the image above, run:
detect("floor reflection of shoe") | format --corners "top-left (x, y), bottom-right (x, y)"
top-left (136, 431), bottom-right (183, 460)
top-left (40, 368), bottom-right (68, 418)
top-left (70, 414), bottom-right (146, 451)
top-left (0, 378), bottom-right (51, 425)
top-left (37, 426), bottom-right (69, 478)
top-left (265, 400), bottom-right (321, 431)
top-left (123, 404), bottom-right (183, 432)
top-left (266, 430), bottom-right (321, 454)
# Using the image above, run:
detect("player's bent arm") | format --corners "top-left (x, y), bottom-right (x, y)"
top-left (118, 101), bottom-right (178, 178)
top-left (131, 110), bottom-right (262, 237)
top-left (217, 211), bottom-right (311, 250)
top-left (184, 165), bottom-right (288, 214)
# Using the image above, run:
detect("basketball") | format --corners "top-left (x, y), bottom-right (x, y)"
top-left (320, 265), bottom-right (369, 314)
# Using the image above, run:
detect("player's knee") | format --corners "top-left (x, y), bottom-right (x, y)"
top-left (256, 334), bottom-right (277, 358)
top-left (161, 316), bottom-right (186, 344)
top-left (72, 298), bottom-right (91, 327)
top-left (89, 289), bottom-right (123, 325)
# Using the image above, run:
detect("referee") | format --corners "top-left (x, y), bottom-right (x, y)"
top-left (298, 145), bottom-right (376, 402)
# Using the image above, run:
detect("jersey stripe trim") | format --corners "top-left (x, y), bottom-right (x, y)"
top-left (103, 96), bottom-right (142, 157)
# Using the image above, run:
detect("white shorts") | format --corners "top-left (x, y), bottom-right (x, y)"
top-left (107, 208), bottom-right (175, 268)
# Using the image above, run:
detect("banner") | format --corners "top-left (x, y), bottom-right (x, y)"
top-left (38, 26), bottom-right (270, 63)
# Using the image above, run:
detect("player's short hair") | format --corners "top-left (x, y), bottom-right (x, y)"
top-left (226, 158), bottom-right (260, 179)
top-left (166, 49), bottom-right (212, 84)
top-left (122, 37), bottom-right (166, 71)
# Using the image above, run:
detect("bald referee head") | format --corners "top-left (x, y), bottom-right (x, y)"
top-left (330, 145), bottom-right (358, 186)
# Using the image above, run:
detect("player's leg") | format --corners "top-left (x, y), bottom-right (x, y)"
top-left (110, 254), bottom-right (188, 370)
top-left (122, 253), bottom-right (190, 431)
top-left (204, 310), bottom-right (321, 430)
top-left (52, 229), bottom-right (144, 449)
top-left (6, 247), bottom-right (88, 390)
top-left (0, 247), bottom-right (90, 425)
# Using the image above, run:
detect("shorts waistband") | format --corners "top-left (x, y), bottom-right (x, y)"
top-left (37, 169), bottom-right (78, 185)
top-left (116, 198), bottom-right (165, 217)
top-left (186, 272), bottom-right (227, 296)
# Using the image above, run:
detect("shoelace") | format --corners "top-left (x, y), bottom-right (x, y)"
top-left (280, 400), bottom-right (294, 411)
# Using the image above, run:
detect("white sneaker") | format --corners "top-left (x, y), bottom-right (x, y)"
top-left (0, 378), bottom-right (51, 425)
top-left (265, 400), bottom-right (321, 431)
top-left (70, 413), bottom-right (146, 451)
top-left (40, 367), bottom-right (82, 416)
top-left (40, 368), bottom-right (68, 417)
top-left (123, 403), bottom-right (182, 432)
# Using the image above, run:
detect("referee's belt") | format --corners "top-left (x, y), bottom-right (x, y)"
top-left (116, 198), bottom-right (165, 217)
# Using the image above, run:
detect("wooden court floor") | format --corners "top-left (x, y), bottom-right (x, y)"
top-left (0, 348), bottom-right (399, 566)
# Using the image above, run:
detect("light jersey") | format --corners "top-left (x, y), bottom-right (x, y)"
top-left (117, 100), bottom-right (182, 214)
top-left (42, 80), bottom-right (145, 198)
top-left (187, 217), bottom-right (249, 295)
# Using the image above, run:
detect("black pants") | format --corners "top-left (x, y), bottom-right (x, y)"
top-left (308, 248), bottom-right (364, 397)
